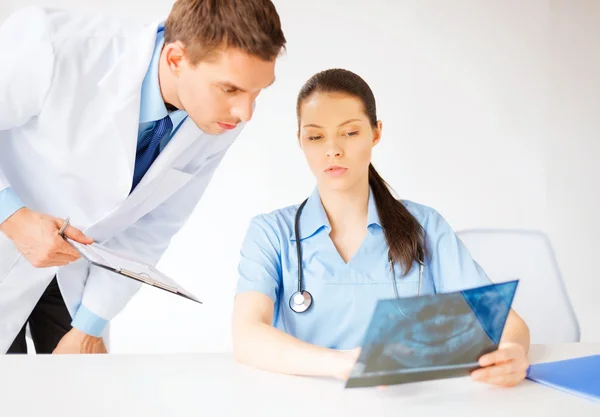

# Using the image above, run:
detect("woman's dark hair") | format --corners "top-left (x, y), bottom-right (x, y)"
top-left (296, 68), bottom-right (425, 275)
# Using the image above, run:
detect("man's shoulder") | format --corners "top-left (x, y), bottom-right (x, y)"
top-left (5, 6), bottom-right (148, 44)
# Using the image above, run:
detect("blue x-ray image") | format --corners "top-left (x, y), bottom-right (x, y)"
top-left (345, 280), bottom-right (518, 388)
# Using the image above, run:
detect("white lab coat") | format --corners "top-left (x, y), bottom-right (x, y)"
top-left (0, 7), bottom-right (245, 353)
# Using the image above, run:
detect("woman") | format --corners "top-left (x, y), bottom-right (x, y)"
top-left (232, 68), bottom-right (530, 387)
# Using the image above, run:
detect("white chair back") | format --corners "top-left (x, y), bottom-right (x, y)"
top-left (457, 229), bottom-right (580, 343)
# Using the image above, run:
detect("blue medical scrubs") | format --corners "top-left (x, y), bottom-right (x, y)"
top-left (235, 187), bottom-right (491, 350)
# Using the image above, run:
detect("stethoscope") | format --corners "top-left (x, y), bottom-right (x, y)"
top-left (289, 198), bottom-right (424, 313)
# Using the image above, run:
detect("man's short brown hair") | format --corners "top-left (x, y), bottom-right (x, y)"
top-left (164, 0), bottom-right (286, 64)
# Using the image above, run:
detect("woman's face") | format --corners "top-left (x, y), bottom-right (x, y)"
top-left (297, 92), bottom-right (382, 192)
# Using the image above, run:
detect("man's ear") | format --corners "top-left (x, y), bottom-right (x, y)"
top-left (163, 41), bottom-right (187, 75)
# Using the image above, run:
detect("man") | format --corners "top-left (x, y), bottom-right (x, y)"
top-left (0, 0), bottom-right (285, 354)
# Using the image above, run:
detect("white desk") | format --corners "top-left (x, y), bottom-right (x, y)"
top-left (0, 344), bottom-right (598, 417)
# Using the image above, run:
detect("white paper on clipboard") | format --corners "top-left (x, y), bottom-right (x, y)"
top-left (67, 239), bottom-right (201, 304)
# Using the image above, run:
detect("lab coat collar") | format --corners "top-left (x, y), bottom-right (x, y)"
top-left (98, 20), bottom-right (163, 101)
top-left (139, 26), bottom-right (168, 124)
top-left (94, 20), bottom-right (202, 207)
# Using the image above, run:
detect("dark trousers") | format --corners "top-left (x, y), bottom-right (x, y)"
top-left (7, 276), bottom-right (72, 354)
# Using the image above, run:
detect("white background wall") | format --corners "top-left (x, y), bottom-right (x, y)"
top-left (1, 0), bottom-right (598, 352)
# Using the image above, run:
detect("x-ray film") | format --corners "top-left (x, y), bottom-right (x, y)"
top-left (346, 280), bottom-right (519, 388)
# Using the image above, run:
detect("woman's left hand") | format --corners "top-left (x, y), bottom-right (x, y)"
top-left (470, 342), bottom-right (529, 387)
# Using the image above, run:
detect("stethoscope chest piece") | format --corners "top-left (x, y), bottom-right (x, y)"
top-left (289, 290), bottom-right (313, 313)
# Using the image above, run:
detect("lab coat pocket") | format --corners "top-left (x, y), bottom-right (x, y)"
top-left (135, 168), bottom-right (194, 218)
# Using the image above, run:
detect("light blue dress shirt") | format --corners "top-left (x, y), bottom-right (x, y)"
top-left (236, 187), bottom-right (491, 350)
top-left (0, 26), bottom-right (188, 337)
top-left (136, 26), bottom-right (188, 150)
top-left (0, 188), bottom-right (24, 225)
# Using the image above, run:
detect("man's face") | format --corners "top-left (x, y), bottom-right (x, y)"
top-left (166, 45), bottom-right (277, 135)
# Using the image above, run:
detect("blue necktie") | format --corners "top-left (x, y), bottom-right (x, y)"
top-left (131, 115), bottom-right (173, 191)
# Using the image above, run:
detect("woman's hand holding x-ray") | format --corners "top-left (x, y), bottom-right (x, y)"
top-left (470, 342), bottom-right (529, 387)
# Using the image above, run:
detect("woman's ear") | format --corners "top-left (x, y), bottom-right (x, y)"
top-left (372, 120), bottom-right (383, 146)
top-left (297, 131), bottom-right (303, 148)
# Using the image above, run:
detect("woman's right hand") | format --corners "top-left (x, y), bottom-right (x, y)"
top-left (331, 347), bottom-right (361, 381)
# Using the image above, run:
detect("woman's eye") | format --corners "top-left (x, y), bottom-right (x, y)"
top-left (346, 131), bottom-right (359, 137)
top-left (308, 135), bottom-right (322, 141)
top-left (222, 87), bottom-right (237, 93)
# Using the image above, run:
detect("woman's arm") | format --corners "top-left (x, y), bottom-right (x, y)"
top-left (232, 292), bottom-right (359, 380)
top-left (501, 309), bottom-right (531, 351)
top-left (471, 309), bottom-right (530, 386)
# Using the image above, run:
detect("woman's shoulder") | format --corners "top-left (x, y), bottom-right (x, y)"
top-left (399, 199), bottom-right (455, 236)
top-left (399, 199), bottom-right (437, 223)
top-left (245, 202), bottom-right (301, 242)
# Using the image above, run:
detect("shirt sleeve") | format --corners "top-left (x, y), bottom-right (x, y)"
top-left (70, 304), bottom-right (109, 337)
top-left (425, 209), bottom-right (492, 293)
top-left (0, 188), bottom-right (25, 225)
top-left (235, 215), bottom-right (283, 303)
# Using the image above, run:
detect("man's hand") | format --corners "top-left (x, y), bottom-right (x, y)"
top-left (53, 328), bottom-right (107, 354)
top-left (0, 207), bottom-right (93, 267)
top-left (471, 342), bottom-right (529, 387)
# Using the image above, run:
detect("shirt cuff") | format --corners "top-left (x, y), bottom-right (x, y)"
top-left (71, 304), bottom-right (109, 337)
top-left (0, 188), bottom-right (25, 225)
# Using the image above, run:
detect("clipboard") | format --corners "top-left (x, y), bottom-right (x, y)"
top-left (65, 237), bottom-right (202, 304)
